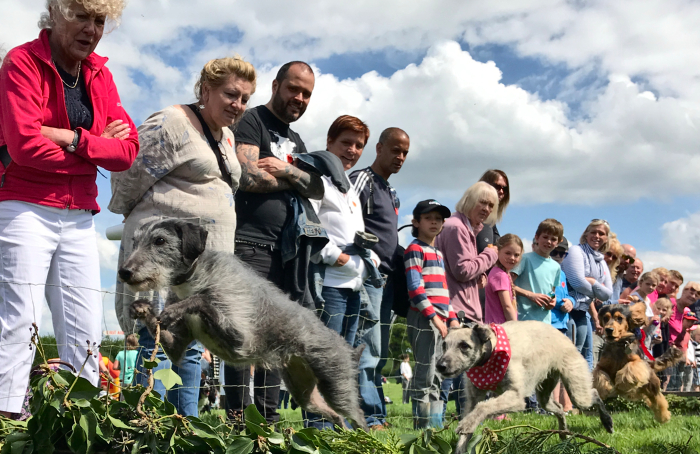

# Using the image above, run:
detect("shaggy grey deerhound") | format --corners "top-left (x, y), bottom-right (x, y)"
top-left (119, 219), bottom-right (367, 430)
top-left (436, 321), bottom-right (613, 454)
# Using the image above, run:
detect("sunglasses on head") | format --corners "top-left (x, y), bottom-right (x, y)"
top-left (591, 218), bottom-right (610, 227)
top-left (490, 182), bottom-right (507, 192)
top-left (550, 249), bottom-right (568, 258)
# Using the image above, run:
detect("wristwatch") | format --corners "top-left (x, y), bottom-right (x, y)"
top-left (66, 130), bottom-right (79, 153)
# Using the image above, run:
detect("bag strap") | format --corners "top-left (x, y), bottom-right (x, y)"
top-left (0, 145), bottom-right (10, 169)
top-left (186, 104), bottom-right (233, 188)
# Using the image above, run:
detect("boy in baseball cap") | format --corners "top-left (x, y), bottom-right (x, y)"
top-left (404, 199), bottom-right (455, 429)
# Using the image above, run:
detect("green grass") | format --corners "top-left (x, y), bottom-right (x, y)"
top-left (202, 383), bottom-right (700, 453)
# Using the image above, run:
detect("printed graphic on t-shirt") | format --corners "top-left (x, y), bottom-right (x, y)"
top-left (270, 131), bottom-right (297, 163)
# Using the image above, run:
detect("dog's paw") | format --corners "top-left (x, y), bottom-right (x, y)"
top-left (129, 299), bottom-right (153, 320)
top-left (454, 433), bottom-right (472, 454)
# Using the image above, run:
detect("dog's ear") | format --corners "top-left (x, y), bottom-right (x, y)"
top-left (628, 302), bottom-right (648, 330)
top-left (473, 324), bottom-right (493, 345)
top-left (597, 305), bottom-right (611, 326)
top-left (176, 222), bottom-right (208, 266)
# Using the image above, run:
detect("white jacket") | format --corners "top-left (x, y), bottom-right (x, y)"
top-left (311, 175), bottom-right (378, 291)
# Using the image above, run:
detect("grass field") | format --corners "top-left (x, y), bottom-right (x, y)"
top-left (204, 382), bottom-right (700, 453)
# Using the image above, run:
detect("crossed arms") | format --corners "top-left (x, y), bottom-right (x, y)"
top-left (236, 143), bottom-right (323, 199)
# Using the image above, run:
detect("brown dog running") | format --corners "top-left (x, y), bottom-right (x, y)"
top-left (594, 302), bottom-right (683, 423)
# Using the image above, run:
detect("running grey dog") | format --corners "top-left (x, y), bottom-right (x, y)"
top-left (119, 219), bottom-right (367, 430)
top-left (436, 321), bottom-right (613, 454)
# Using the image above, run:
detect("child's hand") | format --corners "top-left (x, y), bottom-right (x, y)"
top-left (431, 317), bottom-right (448, 338)
top-left (529, 292), bottom-right (552, 307)
top-left (585, 277), bottom-right (597, 285)
top-left (544, 297), bottom-right (557, 310)
top-left (562, 299), bottom-right (574, 313)
top-left (478, 274), bottom-right (487, 289)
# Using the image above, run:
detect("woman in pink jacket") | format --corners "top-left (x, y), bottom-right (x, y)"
top-left (436, 181), bottom-right (499, 323)
top-left (0, 0), bottom-right (137, 418)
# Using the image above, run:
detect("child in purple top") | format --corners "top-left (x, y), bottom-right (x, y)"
top-left (484, 234), bottom-right (523, 324)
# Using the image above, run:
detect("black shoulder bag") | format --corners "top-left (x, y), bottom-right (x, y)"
top-left (186, 104), bottom-right (234, 188)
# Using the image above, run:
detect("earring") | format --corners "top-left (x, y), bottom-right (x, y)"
top-left (198, 104), bottom-right (205, 110)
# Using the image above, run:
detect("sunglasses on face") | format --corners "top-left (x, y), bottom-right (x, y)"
top-left (490, 183), bottom-right (507, 192)
top-left (621, 254), bottom-right (635, 264)
top-left (605, 251), bottom-right (618, 261)
top-left (550, 250), bottom-right (568, 258)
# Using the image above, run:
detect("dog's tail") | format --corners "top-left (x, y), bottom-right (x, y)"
top-left (560, 354), bottom-right (614, 434)
top-left (652, 346), bottom-right (684, 372)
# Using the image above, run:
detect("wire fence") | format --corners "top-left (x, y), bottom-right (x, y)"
top-left (0, 282), bottom-right (698, 427)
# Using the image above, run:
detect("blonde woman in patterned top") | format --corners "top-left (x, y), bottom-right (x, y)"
top-left (108, 56), bottom-right (255, 416)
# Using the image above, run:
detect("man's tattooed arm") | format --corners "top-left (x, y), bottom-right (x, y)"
top-left (282, 164), bottom-right (324, 200)
top-left (236, 143), bottom-right (287, 193)
top-left (238, 143), bottom-right (324, 199)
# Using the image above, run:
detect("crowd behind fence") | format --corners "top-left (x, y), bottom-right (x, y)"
top-left (2, 282), bottom-right (698, 428)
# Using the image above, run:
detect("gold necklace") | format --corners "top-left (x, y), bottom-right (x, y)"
top-left (55, 61), bottom-right (81, 89)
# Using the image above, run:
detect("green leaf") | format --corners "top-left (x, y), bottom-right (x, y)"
top-left (400, 433), bottom-right (419, 447)
top-left (226, 438), bottom-right (255, 454)
top-left (243, 404), bottom-right (267, 426)
top-left (290, 433), bottom-right (318, 453)
top-left (52, 371), bottom-right (72, 388)
top-left (67, 422), bottom-right (87, 454)
top-left (153, 368), bottom-right (183, 391)
top-left (465, 433), bottom-right (482, 454)
top-left (142, 358), bottom-right (160, 369)
top-left (4, 433), bottom-right (30, 454)
top-left (79, 410), bottom-right (98, 452)
top-left (431, 436), bottom-right (453, 454)
top-left (107, 414), bottom-right (132, 430)
top-left (66, 376), bottom-right (101, 401)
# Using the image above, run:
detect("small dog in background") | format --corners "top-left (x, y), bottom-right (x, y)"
top-left (436, 321), bottom-right (613, 454)
top-left (594, 302), bottom-right (683, 423)
top-left (120, 219), bottom-right (368, 430)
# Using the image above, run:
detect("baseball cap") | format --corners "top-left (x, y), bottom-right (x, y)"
top-left (683, 310), bottom-right (698, 322)
top-left (412, 199), bottom-right (451, 220)
top-left (556, 237), bottom-right (570, 251)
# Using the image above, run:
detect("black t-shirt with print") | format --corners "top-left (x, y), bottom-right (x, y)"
top-left (232, 105), bottom-right (307, 246)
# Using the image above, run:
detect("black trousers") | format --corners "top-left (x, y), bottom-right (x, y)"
top-left (223, 243), bottom-right (283, 423)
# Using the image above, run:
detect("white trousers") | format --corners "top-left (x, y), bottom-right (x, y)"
top-left (0, 201), bottom-right (102, 412)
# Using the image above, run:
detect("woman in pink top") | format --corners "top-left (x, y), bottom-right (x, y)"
top-left (436, 181), bottom-right (499, 323)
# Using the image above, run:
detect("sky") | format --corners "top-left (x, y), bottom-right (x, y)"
top-left (2, 0), bottom-right (700, 335)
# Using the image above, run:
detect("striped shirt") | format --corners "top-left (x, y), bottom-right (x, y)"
top-left (405, 239), bottom-right (456, 321)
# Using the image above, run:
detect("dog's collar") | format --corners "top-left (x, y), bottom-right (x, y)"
top-left (172, 257), bottom-right (200, 286)
top-left (473, 339), bottom-right (493, 368)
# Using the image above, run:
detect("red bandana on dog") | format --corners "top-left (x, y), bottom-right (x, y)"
top-left (466, 324), bottom-right (511, 390)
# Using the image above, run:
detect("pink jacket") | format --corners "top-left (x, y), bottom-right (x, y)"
top-left (0, 30), bottom-right (138, 212)
top-left (435, 212), bottom-right (498, 322)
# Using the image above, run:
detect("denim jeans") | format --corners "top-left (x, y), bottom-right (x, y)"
top-left (305, 286), bottom-right (362, 429)
top-left (570, 309), bottom-right (594, 371)
top-left (135, 327), bottom-right (203, 417)
top-left (318, 286), bottom-right (362, 344)
top-left (440, 373), bottom-right (465, 418)
top-left (355, 276), bottom-right (393, 427)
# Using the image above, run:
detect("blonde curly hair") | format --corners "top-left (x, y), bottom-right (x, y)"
top-left (194, 56), bottom-right (257, 102)
top-left (39, 0), bottom-right (126, 29)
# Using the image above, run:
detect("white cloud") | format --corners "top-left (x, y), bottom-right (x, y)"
top-left (635, 211), bottom-right (700, 293)
top-left (96, 232), bottom-right (120, 271)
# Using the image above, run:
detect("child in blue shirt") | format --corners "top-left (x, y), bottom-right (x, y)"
top-left (511, 219), bottom-right (564, 323)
